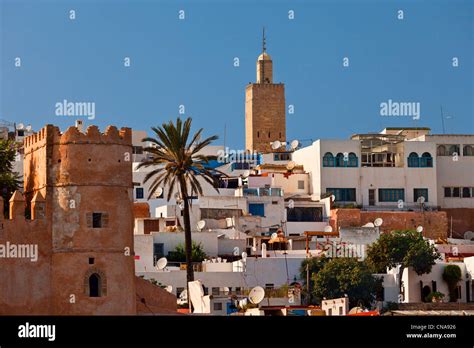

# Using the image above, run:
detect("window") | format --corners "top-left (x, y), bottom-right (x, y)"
top-left (444, 187), bottom-right (452, 197)
top-left (132, 146), bottom-right (143, 154)
top-left (287, 207), bottom-right (323, 222)
top-left (248, 203), bottom-right (265, 217)
top-left (323, 152), bottom-right (334, 167)
top-left (414, 188), bottom-right (428, 202)
top-left (273, 153), bottom-right (291, 161)
top-left (437, 145), bottom-right (446, 156)
top-left (177, 287), bottom-right (184, 296)
top-left (136, 187), bottom-right (144, 199)
top-left (265, 283), bottom-right (274, 290)
top-left (407, 152), bottom-right (419, 167)
top-left (335, 153), bottom-right (345, 167)
top-left (439, 144), bottom-right (460, 156)
top-left (339, 307), bottom-right (343, 315)
top-left (268, 132), bottom-right (271, 138)
top-left (213, 302), bottom-right (223, 311)
top-left (420, 152), bottom-right (433, 167)
top-left (328, 308), bottom-right (332, 316)
top-left (17, 130), bottom-right (25, 137)
top-left (298, 180), bottom-right (305, 190)
top-left (257, 131), bottom-right (260, 138)
top-left (326, 188), bottom-right (356, 202)
top-left (89, 273), bottom-right (101, 297)
top-left (379, 189), bottom-right (404, 202)
top-left (348, 152), bottom-right (358, 167)
top-left (452, 187), bottom-right (460, 198)
top-left (89, 257), bottom-right (95, 265)
top-left (153, 243), bottom-right (164, 265)
top-left (462, 187), bottom-right (471, 198)
top-left (212, 287), bottom-right (220, 295)
top-left (448, 145), bottom-right (460, 155)
top-left (86, 212), bottom-right (109, 228)
top-left (463, 145), bottom-right (474, 156)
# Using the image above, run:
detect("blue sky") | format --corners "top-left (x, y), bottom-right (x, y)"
top-left (1, 0), bottom-right (473, 149)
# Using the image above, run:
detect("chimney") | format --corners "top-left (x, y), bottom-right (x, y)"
top-left (9, 191), bottom-right (25, 219)
top-left (31, 191), bottom-right (46, 220)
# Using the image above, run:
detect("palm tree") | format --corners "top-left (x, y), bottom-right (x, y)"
top-left (138, 117), bottom-right (221, 288)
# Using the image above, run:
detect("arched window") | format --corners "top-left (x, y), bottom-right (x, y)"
top-left (448, 145), bottom-right (460, 155)
top-left (335, 153), bottom-right (345, 167)
top-left (408, 152), bottom-right (419, 167)
top-left (421, 152), bottom-right (433, 167)
top-left (463, 145), bottom-right (474, 156)
top-left (437, 145), bottom-right (446, 156)
top-left (348, 152), bottom-right (358, 167)
top-left (89, 273), bottom-right (101, 297)
top-left (84, 268), bottom-right (107, 297)
top-left (323, 152), bottom-right (334, 167)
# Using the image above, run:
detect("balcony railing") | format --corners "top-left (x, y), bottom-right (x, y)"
top-left (243, 187), bottom-right (283, 197)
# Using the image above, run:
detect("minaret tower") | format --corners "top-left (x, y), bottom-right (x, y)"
top-left (245, 28), bottom-right (286, 153)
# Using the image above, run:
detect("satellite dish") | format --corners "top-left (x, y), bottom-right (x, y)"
top-left (271, 140), bottom-right (281, 150)
top-left (165, 285), bottom-right (173, 293)
top-left (178, 201), bottom-right (185, 210)
top-left (290, 139), bottom-right (299, 150)
top-left (463, 231), bottom-right (474, 240)
top-left (197, 220), bottom-right (206, 231)
top-left (271, 232), bottom-right (278, 240)
top-left (179, 289), bottom-right (188, 300)
top-left (241, 252), bottom-right (247, 261)
top-left (26, 125), bottom-right (32, 132)
top-left (156, 257), bottom-right (168, 270)
top-left (155, 187), bottom-right (163, 198)
top-left (221, 287), bottom-right (230, 295)
top-left (242, 170), bottom-right (250, 178)
top-left (238, 298), bottom-right (248, 308)
top-left (363, 222), bottom-right (375, 228)
top-left (324, 226), bottom-right (333, 233)
top-left (416, 226), bottom-right (424, 233)
top-left (286, 161), bottom-right (296, 170)
top-left (417, 196), bottom-right (426, 204)
top-left (374, 218), bottom-right (383, 227)
top-left (17, 123), bottom-right (24, 130)
top-left (330, 195), bottom-right (336, 202)
top-left (248, 286), bottom-right (265, 305)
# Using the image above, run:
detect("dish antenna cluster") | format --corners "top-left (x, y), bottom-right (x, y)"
top-left (270, 139), bottom-right (300, 151)
top-left (363, 218), bottom-right (383, 228)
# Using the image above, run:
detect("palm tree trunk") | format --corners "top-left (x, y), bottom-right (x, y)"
top-left (179, 175), bottom-right (194, 311)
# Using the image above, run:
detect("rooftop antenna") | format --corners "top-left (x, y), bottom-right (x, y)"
top-left (440, 105), bottom-right (446, 134)
top-left (261, 27), bottom-right (266, 84)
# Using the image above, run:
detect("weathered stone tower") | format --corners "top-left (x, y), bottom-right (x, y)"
top-left (245, 31), bottom-right (286, 153)
top-left (19, 124), bottom-right (136, 314)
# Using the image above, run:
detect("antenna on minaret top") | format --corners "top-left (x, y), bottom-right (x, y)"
top-left (262, 27), bottom-right (266, 53)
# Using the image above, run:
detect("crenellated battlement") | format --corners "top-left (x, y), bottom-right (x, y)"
top-left (24, 124), bottom-right (132, 153)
